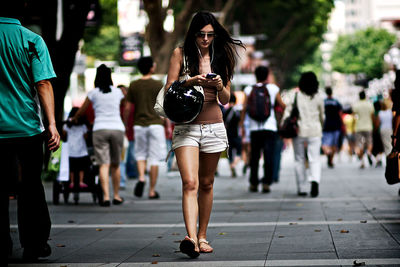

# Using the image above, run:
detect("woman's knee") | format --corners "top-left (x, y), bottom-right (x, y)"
top-left (182, 178), bottom-right (198, 192)
top-left (199, 178), bottom-right (213, 192)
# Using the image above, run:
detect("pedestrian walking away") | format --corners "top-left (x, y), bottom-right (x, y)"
top-left (73, 64), bottom-right (125, 207)
top-left (163, 11), bottom-right (244, 258)
top-left (223, 93), bottom-right (242, 178)
top-left (321, 86), bottom-right (343, 168)
top-left (240, 66), bottom-right (286, 194)
top-left (0, 4), bottom-right (60, 263)
top-left (125, 56), bottom-right (167, 200)
top-left (352, 90), bottom-right (375, 169)
top-left (282, 72), bottom-right (324, 197)
top-left (63, 107), bottom-right (91, 190)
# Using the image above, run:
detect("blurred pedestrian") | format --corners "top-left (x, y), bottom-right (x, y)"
top-left (240, 66), bottom-right (286, 193)
top-left (164, 11), bottom-right (244, 257)
top-left (282, 72), bottom-right (324, 197)
top-left (372, 100), bottom-right (384, 167)
top-left (73, 64), bottom-right (125, 206)
top-left (125, 56), bottom-right (166, 199)
top-left (342, 109), bottom-right (356, 159)
top-left (321, 86), bottom-right (343, 168)
top-left (0, 6), bottom-right (60, 262)
top-left (378, 99), bottom-right (393, 157)
top-left (352, 91), bottom-right (374, 169)
top-left (63, 107), bottom-right (90, 189)
top-left (223, 93), bottom-right (242, 177)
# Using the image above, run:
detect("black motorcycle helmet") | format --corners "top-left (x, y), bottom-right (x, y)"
top-left (163, 81), bottom-right (204, 123)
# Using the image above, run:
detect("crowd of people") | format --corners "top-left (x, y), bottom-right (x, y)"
top-left (2, 7), bottom-right (400, 263)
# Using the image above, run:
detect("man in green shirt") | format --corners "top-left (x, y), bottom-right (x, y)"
top-left (0, 5), bottom-right (60, 262)
top-left (124, 57), bottom-right (167, 199)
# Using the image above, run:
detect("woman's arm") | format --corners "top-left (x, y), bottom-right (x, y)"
top-left (165, 48), bottom-right (184, 91)
top-left (216, 80), bottom-right (231, 105)
top-left (72, 97), bottom-right (91, 123)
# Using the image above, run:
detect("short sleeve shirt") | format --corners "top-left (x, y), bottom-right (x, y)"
top-left (352, 100), bottom-right (374, 132)
top-left (126, 78), bottom-right (164, 126)
top-left (244, 83), bottom-right (280, 132)
top-left (87, 86), bottom-right (125, 131)
top-left (63, 124), bottom-right (89, 157)
top-left (0, 17), bottom-right (56, 138)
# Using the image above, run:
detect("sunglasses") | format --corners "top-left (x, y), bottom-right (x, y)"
top-left (195, 31), bottom-right (216, 38)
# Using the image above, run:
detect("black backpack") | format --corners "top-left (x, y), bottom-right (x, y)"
top-left (247, 83), bottom-right (271, 122)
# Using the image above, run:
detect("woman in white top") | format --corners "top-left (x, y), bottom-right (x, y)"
top-left (378, 100), bottom-right (393, 156)
top-left (73, 64), bottom-right (125, 207)
top-left (283, 72), bottom-right (324, 197)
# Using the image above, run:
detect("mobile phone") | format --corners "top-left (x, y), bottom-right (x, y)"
top-left (206, 73), bottom-right (217, 79)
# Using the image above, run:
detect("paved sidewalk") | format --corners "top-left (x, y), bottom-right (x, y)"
top-left (7, 148), bottom-right (400, 266)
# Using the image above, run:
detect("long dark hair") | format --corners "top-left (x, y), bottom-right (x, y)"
top-left (299, 72), bottom-right (319, 97)
top-left (183, 11), bottom-right (245, 86)
top-left (94, 64), bottom-right (113, 93)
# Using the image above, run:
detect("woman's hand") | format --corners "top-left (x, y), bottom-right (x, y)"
top-left (204, 74), bottom-right (223, 91)
top-left (187, 74), bottom-right (208, 87)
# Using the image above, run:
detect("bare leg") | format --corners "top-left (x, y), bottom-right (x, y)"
top-left (149, 165), bottom-right (158, 197)
top-left (79, 170), bottom-right (85, 184)
top-left (175, 146), bottom-right (200, 250)
top-left (99, 164), bottom-right (110, 200)
top-left (137, 160), bottom-right (147, 182)
top-left (198, 152), bottom-right (220, 243)
top-left (110, 163), bottom-right (121, 201)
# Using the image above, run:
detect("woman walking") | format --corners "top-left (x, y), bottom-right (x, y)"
top-left (73, 64), bottom-right (125, 206)
top-left (282, 72), bottom-right (324, 197)
top-left (164, 11), bottom-right (244, 258)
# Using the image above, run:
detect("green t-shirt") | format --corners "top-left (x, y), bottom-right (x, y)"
top-left (0, 17), bottom-right (56, 139)
top-left (127, 78), bottom-right (164, 126)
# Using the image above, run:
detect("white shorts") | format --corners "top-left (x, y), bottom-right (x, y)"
top-left (172, 122), bottom-right (228, 153)
top-left (134, 124), bottom-right (167, 165)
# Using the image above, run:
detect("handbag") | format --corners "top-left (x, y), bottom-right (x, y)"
top-left (154, 53), bottom-right (204, 118)
top-left (385, 136), bottom-right (400, 184)
top-left (278, 92), bottom-right (299, 138)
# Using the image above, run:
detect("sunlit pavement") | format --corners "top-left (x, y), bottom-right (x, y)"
top-left (8, 146), bottom-right (400, 266)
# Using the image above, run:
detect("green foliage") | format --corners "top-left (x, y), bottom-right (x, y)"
top-left (232, 0), bottom-right (334, 89)
top-left (82, 26), bottom-right (120, 61)
top-left (330, 27), bottom-right (396, 79)
top-left (82, 0), bottom-right (119, 61)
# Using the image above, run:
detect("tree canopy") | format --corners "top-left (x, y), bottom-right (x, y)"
top-left (330, 27), bottom-right (396, 80)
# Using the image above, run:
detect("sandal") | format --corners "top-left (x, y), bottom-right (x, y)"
top-left (179, 236), bottom-right (200, 258)
top-left (199, 238), bottom-right (213, 253)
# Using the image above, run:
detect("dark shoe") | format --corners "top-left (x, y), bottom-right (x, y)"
top-left (99, 200), bottom-right (110, 207)
top-left (367, 155), bottom-right (373, 166)
top-left (149, 192), bottom-right (160, 199)
top-left (231, 167), bottom-right (237, 178)
top-left (23, 243), bottom-right (51, 261)
top-left (297, 192), bottom-right (307, 196)
top-left (262, 184), bottom-right (270, 193)
top-left (249, 184), bottom-right (258, 192)
top-left (112, 197), bottom-right (124, 205)
top-left (311, 182), bottom-right (319, 198)
top-left (180, 236), bottom-right (200, 258)
top-left (134, 181), bottom-right (145, 197)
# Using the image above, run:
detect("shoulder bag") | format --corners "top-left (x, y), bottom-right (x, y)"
top-left (385, 136), bottom-right (400, 184)
top-left (278, 92), bottom-right (299, 138)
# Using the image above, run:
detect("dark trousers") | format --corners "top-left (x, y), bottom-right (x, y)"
top-left (249, 130), bottom-right (277, 186)
top-left (0, 134), bottom-right (51, 260)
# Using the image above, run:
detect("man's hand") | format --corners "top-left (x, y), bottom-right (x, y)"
top-left (47, 123), bottom-right (60, 151)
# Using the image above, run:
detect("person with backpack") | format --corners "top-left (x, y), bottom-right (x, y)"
top-left (240, 66), bottom-right (285, 193)
top-left (223, 93), bottom-right (242, 177)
